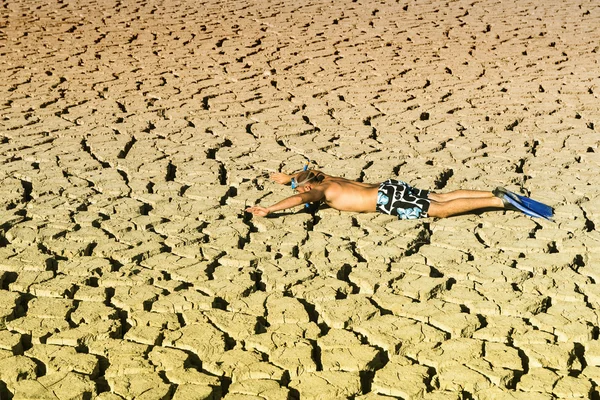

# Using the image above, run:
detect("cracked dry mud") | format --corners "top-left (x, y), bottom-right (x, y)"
top-left (1, 0), bottom-right (599, 398)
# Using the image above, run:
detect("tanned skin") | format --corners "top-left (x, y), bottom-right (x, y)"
top-left (245, 170), bottom-right (505, 218)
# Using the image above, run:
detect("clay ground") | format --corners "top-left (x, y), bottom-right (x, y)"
top-left (1, 0), bottom-right (600, 398)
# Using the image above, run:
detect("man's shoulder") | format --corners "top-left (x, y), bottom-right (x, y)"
top-left (321, 180), bottom-right (344, 194)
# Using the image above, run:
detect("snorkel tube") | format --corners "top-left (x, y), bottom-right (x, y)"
top-left (302, 160), bottom-right (310, 208)
top-left (289, 159), bottom-right (311, 209)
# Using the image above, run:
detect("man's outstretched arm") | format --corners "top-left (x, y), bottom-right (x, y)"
top-left (246, 189), bottom-right (325, 217)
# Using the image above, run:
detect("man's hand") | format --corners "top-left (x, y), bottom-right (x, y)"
top-left (245, 205), bottom-right (271, 217)
top-left (270, 172), bottom-right (291, 185)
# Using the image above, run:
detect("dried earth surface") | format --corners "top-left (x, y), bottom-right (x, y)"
top-left (1, 0), bottom-right (600, 398)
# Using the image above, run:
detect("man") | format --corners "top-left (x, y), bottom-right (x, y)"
top-left (245, 169), bottom-right (510, 219)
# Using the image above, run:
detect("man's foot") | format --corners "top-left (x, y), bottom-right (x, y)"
top-left (493, 187), bottom-right (518, 210)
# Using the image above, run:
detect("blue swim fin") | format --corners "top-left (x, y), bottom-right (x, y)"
top-left (494, 187), bottom-right (554, 220)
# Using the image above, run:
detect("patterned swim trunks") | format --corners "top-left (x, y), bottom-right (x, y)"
top-left (376, 179), bottom-right (431, 220)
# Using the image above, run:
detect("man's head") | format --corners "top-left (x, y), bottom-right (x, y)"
top-left (291, 170), bottom-right (323, 192)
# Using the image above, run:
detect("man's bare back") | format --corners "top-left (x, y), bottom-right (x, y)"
top-left (313, 175), bottom-right (379, 212)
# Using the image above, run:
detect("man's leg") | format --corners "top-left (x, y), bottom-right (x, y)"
top-left (428, 190), bottom-right (494, 202)
top-left (427, 196), bottom-right (504, 218)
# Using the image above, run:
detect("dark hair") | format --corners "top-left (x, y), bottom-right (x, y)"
top-left (296, 170), bottom-right (323, 186)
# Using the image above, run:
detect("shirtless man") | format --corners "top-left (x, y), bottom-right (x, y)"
top-left (245, 169), bottom-right (506, 219)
